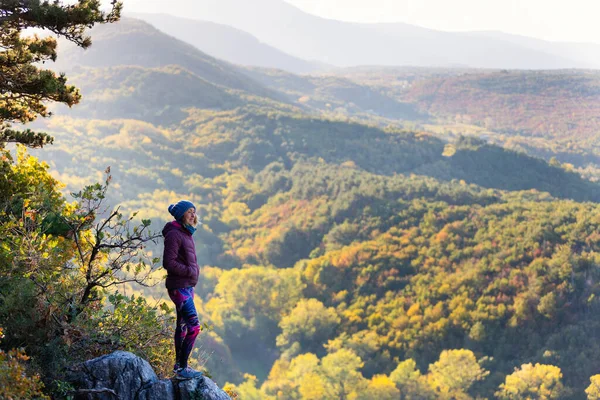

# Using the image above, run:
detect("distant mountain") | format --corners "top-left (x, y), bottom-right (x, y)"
top-left (127, 12), bottom-right (327, 74)
top-left (242, 67), bottom-right (422, 120)
top-left (54, 18), bottom-right (281, 102)
top-left (471, 31), bottom-right (600, 69)
top-left (133, 0), bottom-right (596, 69)
top-left (38, 15), bottom-right (600, 203)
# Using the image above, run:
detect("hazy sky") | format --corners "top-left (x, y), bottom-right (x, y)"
top-left (116, 0), bottom-right (600, 44)
top-left (283, 0), bottom-right (599, 44)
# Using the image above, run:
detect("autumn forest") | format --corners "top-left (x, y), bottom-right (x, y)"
top-left (3, 2), bottom-right (600, 400)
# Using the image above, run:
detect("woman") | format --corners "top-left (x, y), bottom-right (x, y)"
top-left (162, 200), bottom-right (203, 379)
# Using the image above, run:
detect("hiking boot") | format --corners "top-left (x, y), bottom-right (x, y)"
top-left (175, 366), bottom-right (204, 380)
top-left (173, 363), bottom-right (180, 374)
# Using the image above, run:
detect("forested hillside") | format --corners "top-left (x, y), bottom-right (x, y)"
top-left (310, 67), bottom-right (600, 181)
top-left (242, 67), bottom-right (422, 120)
top-left (5, 11), bottom-right (600, 400)
top-left (54, 18), bottom-right (281, 101)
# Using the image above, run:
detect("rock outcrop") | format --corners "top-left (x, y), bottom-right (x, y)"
top-left (67, 351), bottom-right (231, 400)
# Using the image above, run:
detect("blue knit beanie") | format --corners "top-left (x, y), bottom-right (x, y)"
top-left (168, 200), bottom-right (195, 221)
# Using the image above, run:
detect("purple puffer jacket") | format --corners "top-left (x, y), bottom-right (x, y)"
top-left (162, 221), bottom-right (199, 289)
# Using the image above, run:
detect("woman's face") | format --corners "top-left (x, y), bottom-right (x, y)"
top-left (182, 207), bottom-right (196, 226)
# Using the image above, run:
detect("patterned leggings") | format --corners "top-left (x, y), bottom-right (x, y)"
top-left (167, 287), bottom-right (200, 369)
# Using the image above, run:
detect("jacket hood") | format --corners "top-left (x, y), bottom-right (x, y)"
top-left (162, 221), bottom-right (183, 237)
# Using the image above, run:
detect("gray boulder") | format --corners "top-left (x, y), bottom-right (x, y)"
top-left (68, 350), bottom-right (230, 400)
top-left (174, 376), bottom-right (231, 400)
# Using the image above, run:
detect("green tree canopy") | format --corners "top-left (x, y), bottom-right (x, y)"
top-left (319, 349), bottom-right (368, 399)
top-left (390, 358), bottom-right (435, 400)
top-left (427, 349), bottom-right (489, 399)
top-left (276, 298), bottom-right (340, 358)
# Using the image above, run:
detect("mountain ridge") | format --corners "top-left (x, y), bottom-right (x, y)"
top-left (129, 0), bottom-right (597, 69)
top-left (54, 18), bottom-right (283, 102)
top-left (127, 12), bottom-right (328, 74)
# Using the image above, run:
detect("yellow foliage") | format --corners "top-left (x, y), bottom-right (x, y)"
top-left (434, 229), bottom-right (449, 243)
top-left (406, 302), bottom-right (420, 317)
top-left (298, 372), bottom-right (327, 400)
top-left (222, 202), bottom-right (250, 225)
top-left (497, 363), bottom-right (563, 400)
top-left (225, 374), bottom-right (273, 400)
top-left (364, 374), bottom-right (400, 400)
top-left (586, 374), bottom-right (600, 400)
top-left (427, 349), bottom-right (488, 399)
top-left (0, 348), bottom-right (49, 400)
top-left (334, 247), bottom-right (358, 269)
